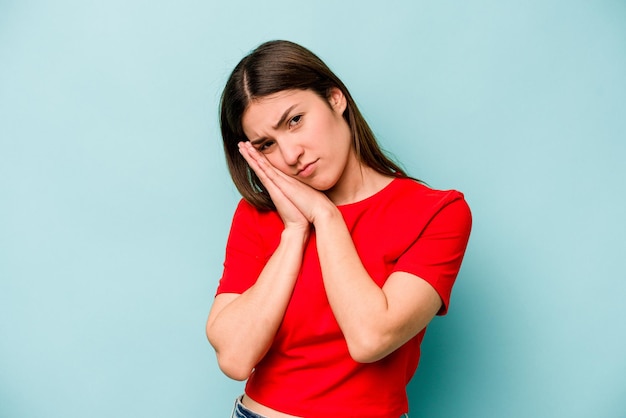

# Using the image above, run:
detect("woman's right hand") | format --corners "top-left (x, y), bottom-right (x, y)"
top-left (238, 141), bottom-right (310, 233)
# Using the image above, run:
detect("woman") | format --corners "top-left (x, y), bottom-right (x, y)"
top-left (207, 40), bottom-right (472, 418)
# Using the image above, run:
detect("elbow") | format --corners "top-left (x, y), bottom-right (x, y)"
top-left (345, 335), bottom-right (390, 364)
top-left (215, 353), bottom-right (254, 381)
top-left (207, 329), bottom-right (253, 381)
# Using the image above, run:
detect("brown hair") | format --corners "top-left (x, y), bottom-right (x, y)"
top-left (220, 40), bottom-right (408, 210)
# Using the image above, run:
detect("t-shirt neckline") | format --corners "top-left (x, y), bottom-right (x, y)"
top-left (336, 177), bottom-right (401, 211)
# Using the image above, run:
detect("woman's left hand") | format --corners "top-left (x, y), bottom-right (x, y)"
top-left (238, 141), bottom-right (335, 224)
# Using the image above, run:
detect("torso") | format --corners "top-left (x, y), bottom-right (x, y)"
top-left (242, 394), bottom-right (301, 418)
top-left (219, 178), bottom-right (469, 417)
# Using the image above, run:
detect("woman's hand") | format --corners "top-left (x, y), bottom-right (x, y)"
top-left (238, 142), bottom-right (309, 232)
top-left (238, 141), bottom-right (335, 226)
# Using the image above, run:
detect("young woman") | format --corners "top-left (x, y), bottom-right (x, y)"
top-left (207, 40), bottom-right (472, 418)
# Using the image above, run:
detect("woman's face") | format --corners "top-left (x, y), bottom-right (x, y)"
top-left (241, 88), bottom-right (355, 192)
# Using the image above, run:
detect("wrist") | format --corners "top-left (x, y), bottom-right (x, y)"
top-left (281, 224), bottom-right (310, 245)
top-left (311, 202), bottom-right (341, 225)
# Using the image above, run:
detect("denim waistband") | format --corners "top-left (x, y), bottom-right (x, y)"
top-left (229, 395), bottom-right (409, 418)
top-left (231, 396), bottom-right (268, 418)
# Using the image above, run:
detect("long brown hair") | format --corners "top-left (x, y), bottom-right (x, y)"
top-left (220, 40), bottom-right (408, 211)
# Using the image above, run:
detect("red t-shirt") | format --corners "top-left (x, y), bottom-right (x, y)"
top-left (216, 178), bottom-right (472, 417)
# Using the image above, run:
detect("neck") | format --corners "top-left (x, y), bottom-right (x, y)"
top-left (325, 158), bottom-right (393, 205)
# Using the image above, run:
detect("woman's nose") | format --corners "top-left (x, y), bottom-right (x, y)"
top-left (280, 141), bottom-right (304, 166)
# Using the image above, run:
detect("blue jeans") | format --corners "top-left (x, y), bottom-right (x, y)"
top-left (230, 395), bottom-right (409, 417)
top-left (230, 396), bottom-right (267, 418)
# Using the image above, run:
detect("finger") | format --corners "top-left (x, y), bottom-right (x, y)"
top-left (237, 141), bottom-right (257, 167)
top-left (240, 141), bottom-right (272, 171)
top-left (238, 143), bottom-right (310, 224)
top-left (239, 142), bottom-right (323, 213)
top-left (238, 142), bottom-right (294, 203)
top-left (238, 142), bottom-right (269, 180)
top-left (241, 142), bottom-right (295, 185)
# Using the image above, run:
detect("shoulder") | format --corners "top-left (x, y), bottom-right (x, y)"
top-left (229, 198), bottom-right (284, 237)
top-left (348, 178), bottom-right (471, 241)
top-left (390, 178), bottom-right (470, 219)
top-left (233, 198), bottom-right (282, 222)
top-left (224, 199), bottom-right (284, 261)
top-left (393, 177), bottom-right (465, 199)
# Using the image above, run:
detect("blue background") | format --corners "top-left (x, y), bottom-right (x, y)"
top-left (1, 1), bottom-right (625, 417)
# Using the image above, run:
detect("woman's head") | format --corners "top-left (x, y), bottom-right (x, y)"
top-left (220, 40), bottom-right (406, 210)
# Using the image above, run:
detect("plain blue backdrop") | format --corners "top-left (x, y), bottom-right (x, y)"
top-left (1, 1), bottom-right (625, 417)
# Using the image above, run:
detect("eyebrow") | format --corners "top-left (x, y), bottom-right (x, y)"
top-left (249, 104), bottom-right (299, 146)
top-left (272, 104), bottom-right (298, 130)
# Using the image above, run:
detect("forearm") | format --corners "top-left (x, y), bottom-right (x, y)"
top-left (314, 210), bottom-right (389, 356)
top-left (314, 209), bottom-right (439, 363)
top-left (207, 228), bottom-right (308, 380)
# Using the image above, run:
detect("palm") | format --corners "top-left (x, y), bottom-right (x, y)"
top-left (239, 142), bottom-right (312, 230)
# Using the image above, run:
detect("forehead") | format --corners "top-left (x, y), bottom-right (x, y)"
top-left (246, 90), bottom-right (300, 115)
top-left (241, 89), bottom-right (321, 134)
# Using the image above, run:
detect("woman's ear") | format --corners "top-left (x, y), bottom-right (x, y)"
top-left (328, 87), bottom-right (347, 115)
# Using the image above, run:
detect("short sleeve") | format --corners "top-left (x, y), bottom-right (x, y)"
top-left (393, 195), bottom-right (472, 315)
top-left (215, 199), bottom-right (271, 295)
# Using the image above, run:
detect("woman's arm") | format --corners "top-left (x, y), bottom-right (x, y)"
top-left (208, 143), bottom-right (314, 380)
top-left (314, 196), bottom-right (471, 362)
top-left (206, 227), bottom-right (308, 380)
top-left (313, 207), bottom-right (443, 362)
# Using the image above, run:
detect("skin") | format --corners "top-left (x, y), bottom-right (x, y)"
top-left (206, 88), bottom-right (442, 418)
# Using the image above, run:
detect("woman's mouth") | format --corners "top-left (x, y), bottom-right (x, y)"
top-left (297, 160), bottom-right (318, 178)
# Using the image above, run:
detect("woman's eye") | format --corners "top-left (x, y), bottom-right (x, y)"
top-left (259, 140), bottom-right (275, 152)
top-left (288, 115), bottom-right (302, 127)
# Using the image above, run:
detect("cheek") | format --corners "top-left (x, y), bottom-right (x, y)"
top-left (265, 153), bottom-right (291, 174)
top-left (312, 116), bottom-right (339, 144)
top-left (327, 117), bottom-right (351, 151)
